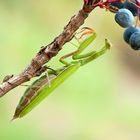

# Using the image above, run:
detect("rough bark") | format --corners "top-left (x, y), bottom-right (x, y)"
top-left (0, 1), bottom-right (98, 97)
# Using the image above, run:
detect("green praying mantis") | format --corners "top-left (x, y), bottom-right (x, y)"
top-left (13, 27), bottom-right (111, 120)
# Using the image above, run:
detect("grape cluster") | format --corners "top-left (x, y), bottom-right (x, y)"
top-left (111, 0), bottom-right (140, 50)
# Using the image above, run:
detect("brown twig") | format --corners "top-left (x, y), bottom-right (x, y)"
top-left (0, 0), bottom-right (99, 97)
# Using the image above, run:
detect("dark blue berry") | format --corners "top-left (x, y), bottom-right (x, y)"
top-left (124, 0), bottom-right (139, 16)
top-left (110, 2), bottom-right (124, 9)
top-left (123, 26), bottom-right (140, 43)
top-left (115, 8), bottom-right (134, 28)
top-left (129, 32), bottom-right (140, 50)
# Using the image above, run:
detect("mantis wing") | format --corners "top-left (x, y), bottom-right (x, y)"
top-left (13, 39), bottom-right (111, 119)
top-left (13, 64), bottom-right (80, 119)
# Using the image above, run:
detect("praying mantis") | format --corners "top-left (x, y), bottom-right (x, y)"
top-left (13, 28), bottom-right (111, 120)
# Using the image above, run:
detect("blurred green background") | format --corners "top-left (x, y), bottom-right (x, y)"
top-left (0, 0), bottom-right (140, 140)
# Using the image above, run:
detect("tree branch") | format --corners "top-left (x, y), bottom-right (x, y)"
top-left (0, 1), bottom-right (98, 97)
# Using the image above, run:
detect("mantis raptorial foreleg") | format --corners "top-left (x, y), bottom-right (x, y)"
top-left (60, 28), bottom-right (97, 66)
top-left (13, 27), bottom-right (111, 120)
